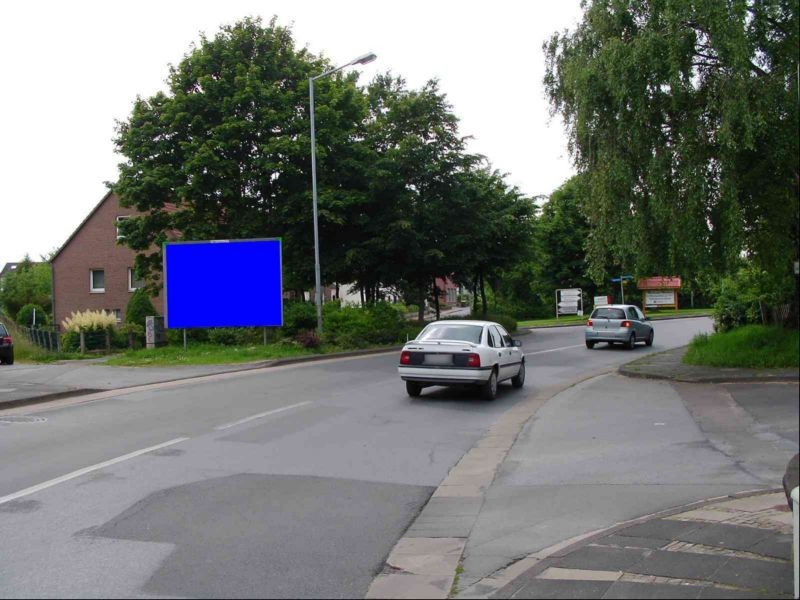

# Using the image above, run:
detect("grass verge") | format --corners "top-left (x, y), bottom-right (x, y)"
top-left (104, 341), bottom-right (401, 367)
top-left (519, 307), bottom-right (712, 328)
top-left (683, 325), bottom-right (799, 369)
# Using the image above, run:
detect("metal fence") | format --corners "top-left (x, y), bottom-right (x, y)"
top-left (18, 326), bottom-right (60, 352)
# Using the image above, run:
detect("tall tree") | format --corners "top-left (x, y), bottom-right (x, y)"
top-left (544, 0), bottom-right (798, 287)
top-left (114, 17), bottom-right (367, 293)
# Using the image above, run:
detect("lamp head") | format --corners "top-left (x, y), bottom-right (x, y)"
top-left (351, 52), bottom-right (377, 66)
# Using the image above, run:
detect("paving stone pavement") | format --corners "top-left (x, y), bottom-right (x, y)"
top-left (480, 491), bottom-right (793, 599)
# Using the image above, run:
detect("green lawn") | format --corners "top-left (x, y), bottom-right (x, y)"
top-left (683, 325), bottom-right (799, 369)
top-left (105, 342), bottom-right (324, 367)
top-left (519, 307), bottom-right (711, 328)
top-left (104, 341), bottom-right (403, 367)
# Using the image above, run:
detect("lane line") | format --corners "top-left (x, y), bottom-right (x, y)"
top-left (525, 344), bottom-right (585, 356)
top-left (0, 437), bottom-right (189, 506)
top-left (214, 401), bottom-right (312, 431)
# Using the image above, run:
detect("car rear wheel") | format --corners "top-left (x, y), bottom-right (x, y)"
top-left (406, 381), bottom-right (422, 397)
top-left (585, 341), bottom-right (595, 349)
top-left (511, 362), bottom-right (525, 388)
top-left (626, 333), bottom-right (636, 350)
top-left (645, 330), bottom-right (654, 347)
top-left (481, 370), bottom-right (498, 401)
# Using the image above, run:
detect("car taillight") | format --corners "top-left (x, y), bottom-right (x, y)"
top-left (466, 353), bottom-right (481, 368)
top-left (586, 320), bottom-right (593, 327)
top-left (1, 336), bottom-right (11, 344)
top-left (621, 320), bottom-right (632, 328)
top-left (400, 351), bottom-right (411, 365)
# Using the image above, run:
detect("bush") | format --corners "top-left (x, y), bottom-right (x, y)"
top-left (282, 301), bottom-right (317, 336)
top-left (166, 328), bottom-right (209, 345)
top-left (321, 302), bottom-right (406, 347)
top-left (295, 329), bottom-right (321, 348)
top-left (16, 303), bottom-right (48, 327)
top-left (712, 266), bottom-right (784, 332)
top-left (126, 289), bottom-right (158, 328)
top-left (208, 327), bottom-right (262, 346)
top-left (62, 309), bottom-right (117, 332)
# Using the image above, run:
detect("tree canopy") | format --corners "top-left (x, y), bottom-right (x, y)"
top-left (114, 17), bottom-right (535, 314)
top-left (0, 257), bottom-right (51, 319)
top-left (544, 0), bottom-right (798, 286)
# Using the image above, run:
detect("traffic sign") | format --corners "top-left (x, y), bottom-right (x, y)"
top-left (610, 275), bottom-right (634, 283)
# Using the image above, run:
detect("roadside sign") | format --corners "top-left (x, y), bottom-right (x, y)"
top-left (610, 275), bottom-right (634, 283)
top-left (555, 288), bottom-right (583, 318)
top-left (594, 295), bottom-right (611, 307)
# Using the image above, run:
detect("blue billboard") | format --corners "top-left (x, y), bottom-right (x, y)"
top-left (163, 239), bottom-right (283, 328)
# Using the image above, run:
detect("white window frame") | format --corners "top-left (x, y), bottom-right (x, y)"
top-left (116, 215), bottom-right (131, 240)
top-left (90, 269), bottom-right (105, 293)
top-left (128, 267), bottom-right (143, 292)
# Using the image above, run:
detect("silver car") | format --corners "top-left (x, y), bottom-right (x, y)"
top-left (585, 304), bottom-right (654, 349)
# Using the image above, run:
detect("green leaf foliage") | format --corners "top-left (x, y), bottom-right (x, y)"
top-left (0, 257), bottom-right (51, 317)
top-left (544, 0), bottom-right (799, 286)
top-left (125, 289), bottom-right (158, 329)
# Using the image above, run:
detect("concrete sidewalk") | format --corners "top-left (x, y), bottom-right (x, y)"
top-left (368, 368), bottom-right (798, 599)
top-left (0, 346), bottom-right (402, 410)
top-left (480, 491), bottom-right (794, 599)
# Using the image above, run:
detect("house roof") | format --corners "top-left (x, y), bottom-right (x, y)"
top-left (0, 263), bottom-right (19, 278)
top-left (49, 187), bottom-right (180, 264)
top-left (50, 189), bottom-right (118, 263)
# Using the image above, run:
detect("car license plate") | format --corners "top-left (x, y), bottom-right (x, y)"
top-left (424, 354), bottom-right (453, 366)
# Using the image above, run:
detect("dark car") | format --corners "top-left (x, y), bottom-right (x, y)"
top-left (0, 323), bottom-right (14, 364)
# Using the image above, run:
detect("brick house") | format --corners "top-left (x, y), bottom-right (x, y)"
top-left (51, 191), bottom-right (164, 329)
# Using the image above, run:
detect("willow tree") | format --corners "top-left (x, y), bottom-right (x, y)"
top-left (544, 0), bottom-right (798, 285)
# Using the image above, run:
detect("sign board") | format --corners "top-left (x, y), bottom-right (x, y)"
top-left (556, 288), bottom-right (583, 317)
top-left (163, 239), bottom-right (283, 328)
top-left (644, 290), bottom-right (677, 307)
top-left (594, 295), bottom-right (611, 307)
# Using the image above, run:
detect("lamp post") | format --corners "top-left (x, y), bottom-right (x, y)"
top-left (309, 51), bottom-right (377, 333)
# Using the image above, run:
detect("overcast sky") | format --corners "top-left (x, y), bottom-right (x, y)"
top-left (0, 0), bottom-right (583, 266)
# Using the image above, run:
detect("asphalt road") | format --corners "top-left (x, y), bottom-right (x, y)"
top-left (0, 317), bottom-right (713, 598)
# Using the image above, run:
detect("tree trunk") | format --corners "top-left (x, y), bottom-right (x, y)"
top-left (472, 276), bottom-right (479, 316)
top-left (479, 272), bottom-right (488, 317)
top-left (433, 279), bottom-right (440, 320)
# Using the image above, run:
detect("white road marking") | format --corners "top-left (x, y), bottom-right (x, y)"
top-left (0, 437), bottom-right (189, 506)
top-left (214, 401), bottom-right (312, 431)
top-left (0, 388), bottom-right (17, 392)
top-left (524, 344), bottom-right (585, 356)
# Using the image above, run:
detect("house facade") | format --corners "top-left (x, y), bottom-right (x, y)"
top-left (51, 191), bottom-right (163, 329)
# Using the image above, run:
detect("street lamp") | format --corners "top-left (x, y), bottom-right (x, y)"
top-left (309, 52), bottom-right (376, 333)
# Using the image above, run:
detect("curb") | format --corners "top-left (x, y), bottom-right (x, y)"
top-left (0, 346), bottom-right (403, 413)
top-left (520, 314), bottom-right (712, 331)
top-left (364, 366), bottom-right (620, 600)
top-left (463, 487), bottom-right (780, 599)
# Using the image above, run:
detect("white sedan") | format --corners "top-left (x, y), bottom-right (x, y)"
top-left (398, 320), bottom-right (525, 400)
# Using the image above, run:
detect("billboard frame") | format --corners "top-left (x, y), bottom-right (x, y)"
top-left (162, 237), bottom-right (283, 329)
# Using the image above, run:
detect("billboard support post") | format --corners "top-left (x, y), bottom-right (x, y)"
top-left (183, 329), bottom-right (187, 350)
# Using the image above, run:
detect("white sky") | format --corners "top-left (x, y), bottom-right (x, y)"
top-left (0, 0), bottom-right (582, 266)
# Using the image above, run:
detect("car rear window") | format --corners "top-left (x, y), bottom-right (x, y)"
top-left (418, 324), bottom-right (483, 344)
top-left (591, 308), bottom-right (626, 320)
top-left (0, 324), bottom-right (7, 336)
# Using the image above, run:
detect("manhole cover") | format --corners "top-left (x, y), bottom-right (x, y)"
top-left (0, 415), bottom-right (47, 424)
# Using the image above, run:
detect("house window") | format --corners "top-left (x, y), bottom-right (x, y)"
top-left (112, 309), bottom-right (122, 324)
top-left (116, 216), bottom-right (131, 239)
top-left (90, 269), bottom-right (105, 292)
top-left (128, 268), bottom-right (144, 292)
